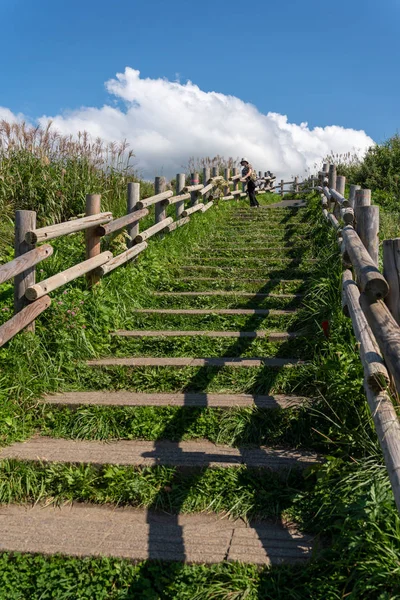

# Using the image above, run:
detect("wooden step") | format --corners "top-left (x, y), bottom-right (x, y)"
top-left (113, 330), bottom-right (304, 340)
top-left (132, 308), bottom-right (297, 315)
top-left (0, 504), bottom-right (315, 564)
top-left (87, 357), bottom-right (305, 368)
top-left (43, 391), bottom-right (310, 408)
top-left (181, 266), bottom-right (308, 273)
top-left (189, 257), bottom-right (315, 263)
top-left (0, 437), bottom-right (319, 469)
top-left (152, 291), bottom-right (302, 298)
top-left (179, 277), bottom-right (304, 283)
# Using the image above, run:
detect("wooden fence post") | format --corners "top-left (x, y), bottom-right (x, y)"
top-left (357, 205), bottom-right (380, 266)
top-left (349, 184), bottom-right (360, 208)
top-left (190, 172), bottom-right (199, 206)
top-left (383, 239), bottom-right (400, 325)
top-left (127, 182), bottom-right (140, 248)
top-left (14, 210), bottom-right (37, 331)
top-left (328, 164), bottom-right (337, 191)
top-left (203, 167), bottom-right (210, 202)
top-left (280, 179), bottom-right (284, 197)
top-left (85, 194), bottom-right (102, 286)
top-left (294, 176), bottom-right (299, 193)
top-left (176, 173), bottom-right (186, 218)
top-left (336, 176), bottom-right (346, 196)
top-left (155, 177), bottom-right (167, 222)
top-left (224, 168), bottom-right (230, 197)
top-left (212, 166), bottom-right (218, 178)
top-left (232, 168), bottom-right (238, 191)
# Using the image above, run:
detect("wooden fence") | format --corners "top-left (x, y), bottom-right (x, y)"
top-left (0, 168), bottom-right (275, 347)
top-left (317, 162), bottom-right (400, 514)
top-left (3, 158), bottom-right (400, 511)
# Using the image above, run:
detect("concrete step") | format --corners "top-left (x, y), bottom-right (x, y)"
top-left (43, 391), bottom-right (310, 408)
top-left (0, 437), bottom-right (319, 469)
top-left (0, 503), bottom-right (315, 565)
top-left (113, 330), bottom-right (305, 340)
top-left (87, 357), bottom-right (305, 368)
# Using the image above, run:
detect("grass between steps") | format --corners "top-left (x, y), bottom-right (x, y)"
top-left (2, 194), bottom-right (400, 597)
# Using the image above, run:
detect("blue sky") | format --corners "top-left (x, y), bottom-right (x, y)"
top-left (0, 0), bottom-right (398, 178)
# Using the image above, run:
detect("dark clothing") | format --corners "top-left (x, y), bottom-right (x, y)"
top-left (241, 162), bottom-right (259, 207)
top-left (247, 179), bottom-right (259, 207)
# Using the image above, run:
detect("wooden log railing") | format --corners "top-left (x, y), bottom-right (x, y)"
top-left (1, 165), bottom-right (284, 348)
top-left (319, 162), bottom-right (400, 515)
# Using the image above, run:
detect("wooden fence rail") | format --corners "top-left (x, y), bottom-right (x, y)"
top-left (0, 168), bottom-right (278, 348)
top-left (319, 161), bottom-right (400, 514)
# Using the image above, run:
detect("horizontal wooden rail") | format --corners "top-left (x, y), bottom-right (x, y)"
top-left (342, 270), bottom-right (390, 391)
top-left (199, 183), bottom-right (215, 196)
top-left (166, 217), bottom-right (190, 232)
top-left (364, 384), bottom-right (400, 514)
top-left (96, 209), bottom-right (149, 237)
top-left (342, 226), bottom-right (389, 301)
top-left (330, 189), bottom-right (349, 207)
top-left (182, 184), bottom-right (204, 193)
top-left (168, 193), bottom-right (191, 205)
top-left (134, 217), bottom-right (174, 243)
top-left (201, 202), bottom-right (214, 213)
top-left (360, 295), bottom-right (400, 394)
top-left (25, 213), bottom-right (112, 244)
top-left (25, 252), bottom-right (113, 301)
top-left (182, 204), bottom-right (204, 217)
top-left (0, 295), bottom-right (51, 347)
top-left (207, 176), bottom-right (224, 183)
top-left (136, 190), bottom-right (173, 209)
top-left (0, 244), bottom-right (53, 285)
top-left (96, 243), bottom-right (147, 276)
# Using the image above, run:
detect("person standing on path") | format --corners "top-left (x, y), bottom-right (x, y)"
top-left (240, 158), bottom-right (259, 207)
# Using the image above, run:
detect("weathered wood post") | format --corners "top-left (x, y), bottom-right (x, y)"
top-left (383, 239), bottom-right (400, 325)
top-left (280, 179), bottom-right (284, 197)
top-left (355, 189), bottom-right (371, 214)
top-left (212, 166), bottom-right (218, 178)
top-left (294, 176), bottom-right (299, 193)
top-left (85, 194), bottom-right (102, 286)
top-left (190, 172), bottom-right (199, 206)
top-left (14, 210), bottom-right (37, 331)
top-left (357, 205), bottom-right (380, 266)
top-left (155, 176), bottom-right (167, 222)
top-left (354, 188), bottom-right (378, 267)
top-left (258, 170), bottom-right (262, 178)
top-left (176, 173), bottom-right (186, 218)
top-left (328, 164), bottom-right (337, 213)
top-left (349, 184), bottom-right (360, 208)
top-left (311, 175), bottom-right (315, 190)
top-left (202, 167), bottom-right (210, 202)
top-left (328, 164), bottom-right (337, 191)
top-left (127, 182), bottom-right (140, 248)
top-left (232, 168), bottom-right (238, 191)
top-left (336, 176), bottom-right (346, 197)
top-left (224, 168), bottom-right (230, 197)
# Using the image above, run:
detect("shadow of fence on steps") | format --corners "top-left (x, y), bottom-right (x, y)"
top-left (130, 204), bottom-right (318, 572)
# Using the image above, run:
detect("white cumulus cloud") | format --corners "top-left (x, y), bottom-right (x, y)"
top-left (3, 67), bottom-right (374, 180)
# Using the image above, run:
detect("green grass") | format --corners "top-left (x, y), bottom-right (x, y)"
top-left (2, 190), bottom-right (400, 598)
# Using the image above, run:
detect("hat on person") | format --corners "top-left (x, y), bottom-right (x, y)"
top-left (240, 157), bottom-right (249, 164)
